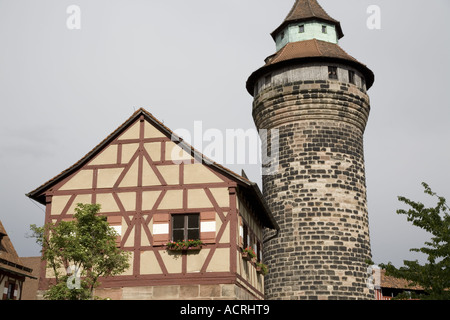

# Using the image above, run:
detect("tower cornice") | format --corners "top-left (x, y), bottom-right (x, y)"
top-left (246, 39), bottom-right (374, 95)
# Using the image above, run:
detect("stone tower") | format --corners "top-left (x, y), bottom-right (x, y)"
top-left (247, 0), bottom-right (375, 300)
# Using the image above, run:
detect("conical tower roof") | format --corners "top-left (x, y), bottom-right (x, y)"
top-left (247, 0), bottom-right (374, 94)
top-left (272, 0), bottom-right (344, 40)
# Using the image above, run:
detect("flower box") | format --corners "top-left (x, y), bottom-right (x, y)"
top-left (242, 247), bottom-right (256, 262)
top-left (166, 239), bottom-right (204, 252)
top-left (242, 251), bottom-right (253, 262)
top-left (167, 246), bottom-right (202, 252)
top-left (256, 263), bottom-right (268, 276)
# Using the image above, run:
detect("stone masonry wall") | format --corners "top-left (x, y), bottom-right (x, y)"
top-left (253, 66), bottom-right (373, 300)
top-left (39, 283), bottom-right (257, 300)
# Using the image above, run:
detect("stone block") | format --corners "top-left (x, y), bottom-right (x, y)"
top-left (199, 284), bottom-right (221, 298)
top-left (122, 286), bottom-right (153, 300)
top-left (180, 285), bottom-right (199, 299)
top-left (153, 285), bottom-right (179, 300)
top-left (221, 284), bottom-right (237, 298)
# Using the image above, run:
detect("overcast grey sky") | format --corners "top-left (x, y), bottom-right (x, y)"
top-left (0, 0), bottom-right (449, 267)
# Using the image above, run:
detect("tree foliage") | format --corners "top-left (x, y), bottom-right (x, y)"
top-left (379, 183), bottom-right (450, 300)
top-left (30, 203), bottom-right (131, 300)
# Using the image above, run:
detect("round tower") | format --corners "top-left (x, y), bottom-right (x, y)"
top-left (247, 0), bottom-right (375, 300)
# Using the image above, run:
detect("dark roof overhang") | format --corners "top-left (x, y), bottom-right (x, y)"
top-left (246, 40), bottom-right (374, 96)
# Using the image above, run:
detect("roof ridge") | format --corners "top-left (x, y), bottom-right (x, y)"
top-left (306, 0), bottom-right (315, 18)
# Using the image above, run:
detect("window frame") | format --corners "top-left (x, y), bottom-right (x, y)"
top-left (7, 283), bottom-right (15, 300)
top-left (348, 70), bottom-right (355, 84)
top-left (328, 66), bottom-right (338, 80)
top-left (171, 213), bottom-right (200, 242)
top-left (322, 25), bottom-right (327, 34)
top-left (299, 24), bottom-right (305, 33)
top-left (243, 224), bottom-right (249, 249)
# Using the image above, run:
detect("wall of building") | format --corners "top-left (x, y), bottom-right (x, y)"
top-left (253, 63), bottom-right (373, 300)
top-left (254, 62), bottom-right (367, 98)
top-left (93, 283), bottom-right (259, 300)
top-left (35, 113), bottom-right (268, 300)
top-left (276, 21), bottom-right (338, 51)
top-left (235, 193), bottom-right (265, 299)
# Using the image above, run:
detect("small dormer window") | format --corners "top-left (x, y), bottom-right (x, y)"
top-left (328, 66), bottom-right (338, 80)
top-left (322, 25), bottom-right (327, 34)
top-left (299, 25), bottom-right (305, 33)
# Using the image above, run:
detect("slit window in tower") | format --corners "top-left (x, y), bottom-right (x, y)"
top-left (328, 66), bottom-right (338, 80)
top-left (281, 31), bottom-right (285, 40)
top-left (349, 70), bottom-right (355, 84)
top-left (299, 25), bottom-right (305, 33)
top-left (322, 25), bottom-right (327, 34)
top-left (265, 74), bottom-right (271, 86)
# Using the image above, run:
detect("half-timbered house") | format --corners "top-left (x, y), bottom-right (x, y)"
top-left (0, 220), bottom-right (35, 300)
top-left (27, 108), bottom-right (278, 300)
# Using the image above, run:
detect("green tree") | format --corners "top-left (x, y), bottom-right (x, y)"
top-left (30, 203), bottom-right (131, 300)
top-left (379, 182), bottom-right (450, 300)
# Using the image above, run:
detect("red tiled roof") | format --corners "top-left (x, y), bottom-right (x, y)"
top-left (380, 270), bottom-right (423, 291)
top-left (265, 39), bottom-right (358, 65)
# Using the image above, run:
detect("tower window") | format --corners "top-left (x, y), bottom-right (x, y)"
top-left (281, 31), bottom-right (285, 40)
top-left (322, 25), bottom-right (327, 34)
top-left (299, 25), bottom-right (305, 33)
top-left (349, 70), bottom-right (355, 84)
top-left (328, 66), bottom-right (338, 80)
